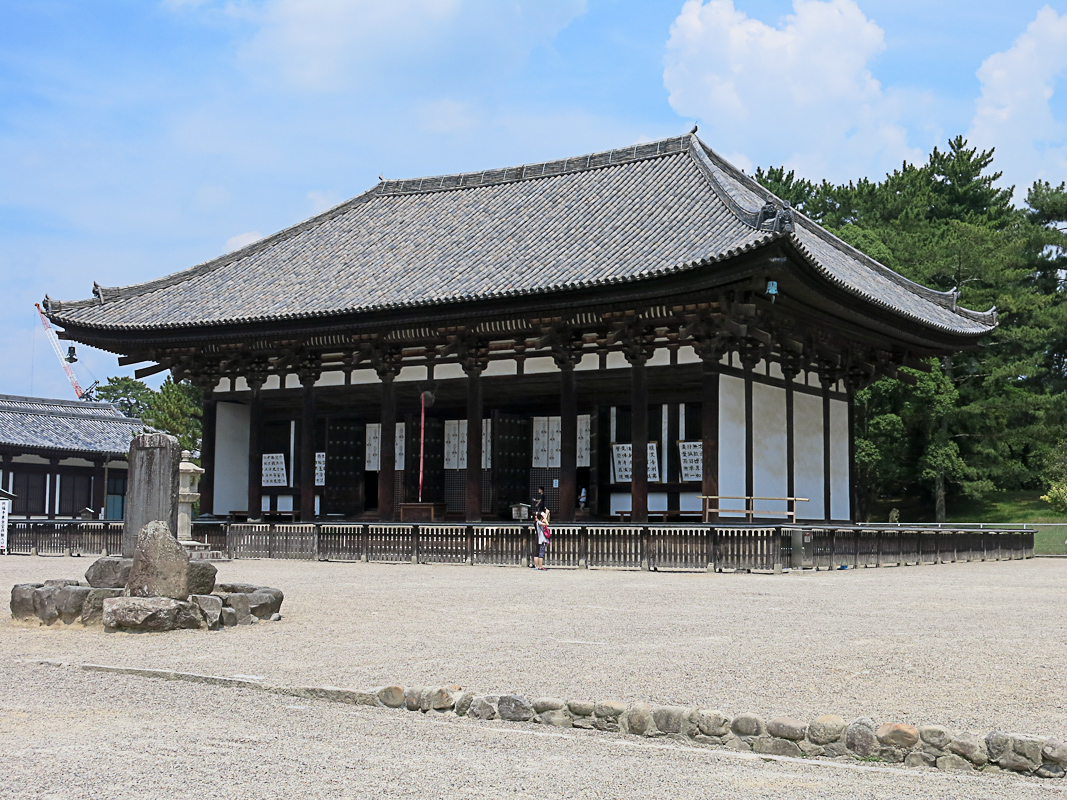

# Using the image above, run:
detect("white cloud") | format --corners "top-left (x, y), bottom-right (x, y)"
top-left (663, 0), bottom-right (925, 182)
top-left (968, 6), bottom-right (1067, 194)
top-left (417, 98), bottom-right (481, 134)
top-left (225, 231), bottom-right (263, 251)
top-left (233, 0), bottom-right (587, 92)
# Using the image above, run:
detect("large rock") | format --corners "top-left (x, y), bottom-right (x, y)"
top-left (651, 705), bottom-right (693, 736)
top-left (845, 718), bottom-right (879, 757)
top-left (45, 579), bottom-right (80, 587)
top-left (84, 557), bottom-right (133, 589)
top-left (10, 583), bottom-right (43, 620)
top-left (102, 596), bottom-right (205, 631)
top-left (754, 736), bottom-right (803, 757)
top-left (1043, 739), bottom-right (1067, 767)
top-left (80, 588), bottom-right (124, 625)
top-left (187, 562), bottom-right (218, 596)
top-left (226, 592), bottom-right (276, 620)
top-left (808, 714), bottom-right (847, 745)
top-left (768, 717), bottom-right (808, 741)
top-left (876, 723), bottom-right (920, 748)
top-left (56, 586), bottom-right (93, 624)
top-left (497, 695), bottom-right (534, 722)
top-left (692, 709), bottom-right (731, 737)
top-left (532, 697), bottom-right (567, 714)
top-left (33, 586), bottom-right (62, 625)
top-left (731, 713), bottom-right (765, 738)
top-left (254, 587), bottom-right (284, 614)
top-left (936, 754), bottom-right (973, 772)
top-left (215, 582), bottom-right (259, 594)
top-left (919, 725), bottom-right (951, 750)
top-left (467, 696), bottom-right (499, 720)
top-left (947, 732), bottom-right (988, 766)
top-left (620, 703), bottom-right (656, 736)
top-left (125, 521), bottom-right (189, 600)
top-left (378, 686), bottom-right (406, 708)
top-left (190, 594), bottom-right (223, 628)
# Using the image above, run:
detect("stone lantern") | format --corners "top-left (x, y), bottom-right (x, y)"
top-left (177, 450), bottom-right (205, 542)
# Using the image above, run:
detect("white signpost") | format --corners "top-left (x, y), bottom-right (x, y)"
top-left (0, 498), bottom-right (8, 554)
top-left (262, 453), bottom-right (288, 487)
top-left (678, 441), bottom-right (703, 482)
top-left (611, 443), bottom-right (660, 483)
top-left (314, 452), bottom-right (326, 487)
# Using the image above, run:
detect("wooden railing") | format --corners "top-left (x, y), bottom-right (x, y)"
top-left (2, 521), bottom-right (1034, 574)
top-left (701, 496), bottom-right (810, 523)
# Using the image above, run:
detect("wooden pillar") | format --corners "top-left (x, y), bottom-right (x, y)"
top-left (0, 453), bottom-right (10, 495)
top-left (629, 355), bottom-right (648, 523)
top-left (701, 359), bottom-right (720, 521)
top-left (92, 459), bottom-right (106, 519)
top-left (822, 381), bottom-right (832, 522)
top-left (247, 388), bottom-right (263, 519)
top-left (847, 388), bottom-right (857, 523)
top-left (744, 360), bottom-right (754, 520)
top-left (666, 404), bottom-right (680, 513)
top-left (559, 360), bottom-right (577, 522)
top-left (48, 458), bottom-right (59, 519)
top-left (300, 380), bottom-right (317, 522)
top-left (200, 396), bottom-right (217, 516)
top-left (464, 364), bottom-right (483, 522)
top-left (378, 370), bottom-right (397, 522)
top-left (784, 368), bottom-right (796, 512)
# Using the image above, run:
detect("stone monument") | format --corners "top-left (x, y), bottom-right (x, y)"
top-left (122, 433), bottom-right (181, 558)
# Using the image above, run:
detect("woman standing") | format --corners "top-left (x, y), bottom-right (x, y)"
top-left (534, 509), bottom-right (551, 571)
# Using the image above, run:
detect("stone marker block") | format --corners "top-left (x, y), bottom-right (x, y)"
top-left (122, 433), bottom-right (181, 558)
top-left (85, 557), bottom-right (134, 589)
top-left (126, 521), bottom-right (190, 600)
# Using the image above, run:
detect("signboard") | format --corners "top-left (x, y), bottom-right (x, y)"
top-left (0, 499), bottom-right (8, 553)
top-left (315, 452), bottom-right (326, 486)
top-left (481, 418), bottom-right (492, 469)
top-left (577, 414), bottom-right (591, 468)
top-left (678, 441), bottom-right (703, 482)
top-left (395, 423), bottom-right (405, 471)
top-left (532, 416), bottom-right (549, 468)
top-left (262, 453), bottom-right (288, 487)
top-left (611, 443), bottom-right (660, 483)
top-left (365, 423), bottom-right (381, 471)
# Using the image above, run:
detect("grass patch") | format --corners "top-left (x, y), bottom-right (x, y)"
top-left (871, 491), bottom-right (1067, 555)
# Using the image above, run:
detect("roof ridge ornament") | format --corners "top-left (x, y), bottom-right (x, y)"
top-left (756, 200), bottom-right (795, 233)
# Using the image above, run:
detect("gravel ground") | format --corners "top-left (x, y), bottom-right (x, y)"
top-left (2, 555), bottom-right (1065, 741)
top-left (2, 660), bottom-right (1062, 800)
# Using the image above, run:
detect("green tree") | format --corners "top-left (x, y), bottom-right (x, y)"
top-left (142, 377), bottom-right (203, 454)
top-left (96, 376), bottom-right (155, 418)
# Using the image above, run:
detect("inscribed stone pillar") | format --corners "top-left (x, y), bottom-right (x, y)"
top-left (122, 433), bottom-right (181, 557)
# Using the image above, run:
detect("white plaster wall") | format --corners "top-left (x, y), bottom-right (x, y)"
top-left (606, 352), bottom-right (628, 370)
top-left (680, 492), bottom-right (702, 512)
top-left (315, 371), bottom-right (345, 387)
top-left (285, 374), bottom-right (300, 389)
top-left (830, 398), bottom-right (851, 520)
top-left (482, 360), bottom-right (517, 377)
top-left (524, 357), bottom-right (559, 374)
top-left (435, 363), bottom-right (465, 381)
top-left (752, 382), bottom-right (787, 515)
top-left (574, 353), bottom-right (599, 372)
top-left (646, 349), bottom-right (670, 367)
top-left (718, 375), bottom-right (746, 517)
top-left (768, 361), bottom-right (784, 380)
top-left (397, 365), bottom-right (427, 382)
top-left (677, 345), bottom-right (700, 365)
top-left (234, 377), bottom-right (250, 392)
top-left (263, 375), bottom-right (281, 390)
top-left (793, 391), bottom-right (824, 520)
top-left (214, 402), bottom-right (250, 515)
top-left (350, 369), bottom-right (378, 385)
top-left (609, 492), bottom-right (669, 515)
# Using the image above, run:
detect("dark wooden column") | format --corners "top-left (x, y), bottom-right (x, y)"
top-left (558, 356), bottom-right (578, 523)
top-left (378, 369), bottom-right (397, 522)
top-left (48, 458), bottom-right (59, 519)
top-left (199, 395), bottom-right (217, 516)
top-left (92, 459), bottom-right (106, 519)
top-left (666, 404), bottom-right (680, 513)
top-left (628, 352), bottom-right (649, 523)
top-left (464, 362), bottom-right (484, 522)
top-left (700, 357), bottom-right (720, 521)
top-left (1, 453), bottom-right (10, 495)
top-left (743, 355), bottom-right (756, 516)
top-left (247, 385), bottom-right (263, 519)
top-left (783, 361), bottom-right (799, 507)
top-left (299, 377), bottom-right (318, 522)
top-left (847, 387), bottom-right (857, 523)
top-left (822, 380), bottom-right (833, 522)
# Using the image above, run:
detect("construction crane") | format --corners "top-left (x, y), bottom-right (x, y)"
top-left (34, 303), bottom-right (98, 401)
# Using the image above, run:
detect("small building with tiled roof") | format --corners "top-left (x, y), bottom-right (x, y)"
top-left (45, 134), bottom-right (995, 525)
top-left (0, 394), bottom-right (141, 519)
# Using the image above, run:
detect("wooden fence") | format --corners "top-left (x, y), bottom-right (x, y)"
top-left (2, 521), bottom-right (1033, 573)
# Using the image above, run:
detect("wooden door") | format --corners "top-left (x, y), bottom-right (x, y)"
top-left (324, 418), bottom-right (365, 517)
top-left (405, 414), bottom-right (445, 503)
top-left (491, 411), bottom-right (531, 516)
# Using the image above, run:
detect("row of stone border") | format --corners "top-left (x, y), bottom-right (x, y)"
top-left (49, 662), bottom-right (1065, 780)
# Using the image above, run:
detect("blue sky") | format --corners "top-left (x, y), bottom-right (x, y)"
top-left (2, 0), bottom-right (1066, 400)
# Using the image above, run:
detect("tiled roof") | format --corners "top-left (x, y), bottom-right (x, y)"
top-left (0, 394), bottom-right (145, 457)
top-left (45, 134), bottom-right (995, 337)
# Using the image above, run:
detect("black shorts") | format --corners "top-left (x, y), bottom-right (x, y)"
top-left (538, 541), bottom-right (547, 559)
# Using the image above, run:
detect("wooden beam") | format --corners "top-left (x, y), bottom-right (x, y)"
top-left (134, 363), bottom-right (170, 379)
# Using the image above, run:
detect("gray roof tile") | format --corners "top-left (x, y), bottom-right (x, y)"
top-left (46, 134), bottom-right (995, 337)
top-left (0, 394), bottom-right (145, 457)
